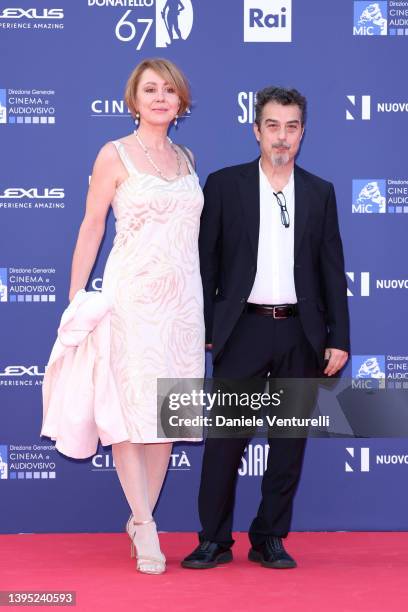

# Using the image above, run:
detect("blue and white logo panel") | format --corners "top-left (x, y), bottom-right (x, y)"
top-left (0, 89), bottom-right (7, 123)
top-left (353, 1), bottom-right (408, 36)
top-left (0, 445), bottom-right (8, 479)
top-left (0, 266), bottom-right (57, 303)
top-left (352, 179), bottom-right (408, 213)
top-left (353, 2), bottom-right (388, 35)
top-left (352, 180), bottom-right (387, 213)
top-left (352, 355), bottom-right (386, 388)
top-left (155, 0), bottom-right (194, 48)
top-left (244, 0), bottom-right (292, 42)
top-left (352, 355), bottom-right (386, 379)
top-left (0, 87), bottom-right (57, 125)
top-left (0, 444), bottom-right (57, 481)
top-left (0, 268), bottom-right (8, 302)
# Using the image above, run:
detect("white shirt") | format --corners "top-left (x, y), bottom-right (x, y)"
top-left (247, 162), bottom-right (297, 305)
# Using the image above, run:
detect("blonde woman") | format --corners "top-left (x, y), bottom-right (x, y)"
top-left (68, 59), bottom-right (204, 574)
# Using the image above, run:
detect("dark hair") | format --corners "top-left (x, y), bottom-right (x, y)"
top-left (254, 86), bottom-right (307, 127)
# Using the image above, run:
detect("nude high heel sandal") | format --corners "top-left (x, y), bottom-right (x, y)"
top-left (126, 515), bottom-right (166, 575)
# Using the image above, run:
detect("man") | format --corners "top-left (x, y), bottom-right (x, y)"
top-left (182, 87), bottom-right (350, 570)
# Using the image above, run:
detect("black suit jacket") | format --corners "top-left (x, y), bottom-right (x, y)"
top-left (198, 158), bottom-right (350, 369)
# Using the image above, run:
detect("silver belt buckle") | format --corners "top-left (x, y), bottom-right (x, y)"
top-left (273, 306), bottom-right (287, 319)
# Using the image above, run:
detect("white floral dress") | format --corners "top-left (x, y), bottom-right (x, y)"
top-left (102, 140), bottom-right (205, 442)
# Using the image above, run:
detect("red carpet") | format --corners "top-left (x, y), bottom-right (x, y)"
top-left (1, 532), bottom-right (407, 611)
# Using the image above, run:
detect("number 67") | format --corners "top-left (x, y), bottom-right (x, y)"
top-left (115, 10), bottom-right (153, 50)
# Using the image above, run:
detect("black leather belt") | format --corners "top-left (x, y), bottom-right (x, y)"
top-left (246, 303), bottom-right (298, 319)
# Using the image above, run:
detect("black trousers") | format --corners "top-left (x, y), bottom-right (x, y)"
top-left (198, 309), bottom-right (319, 548)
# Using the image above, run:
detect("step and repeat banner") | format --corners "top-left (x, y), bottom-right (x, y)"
top-left (1, 0), bottom-right (408, 533)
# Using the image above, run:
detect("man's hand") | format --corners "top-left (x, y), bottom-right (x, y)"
top-left (323, 348), bottom-right (348, 376)
top-left (205, 343), bottom-right (213, 350)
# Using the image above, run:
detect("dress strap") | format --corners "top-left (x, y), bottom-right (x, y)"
top-left (176, 144), bottom-right (195, 173)
top-left (111, 140), bottom-right (138, 175)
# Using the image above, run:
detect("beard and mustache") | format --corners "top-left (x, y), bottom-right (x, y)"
top-left (270, 142), bottom-right (291, 167)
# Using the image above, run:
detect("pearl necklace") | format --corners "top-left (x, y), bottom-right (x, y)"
top-left (134, 131), bottom-right (182, 182)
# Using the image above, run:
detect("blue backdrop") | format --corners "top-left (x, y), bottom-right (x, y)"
top-left (1, 0), bottom-right (408, 534)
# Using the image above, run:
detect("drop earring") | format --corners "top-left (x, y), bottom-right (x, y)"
top-left (174, 114), bottom-right (178, 127)
top-left (134, 111), bottom-right (140, 127)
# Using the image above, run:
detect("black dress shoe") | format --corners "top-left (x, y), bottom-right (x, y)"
top-left (248, 536), bottom-right (297, 569)
top-left (181, 541), bottom-right (233, 569)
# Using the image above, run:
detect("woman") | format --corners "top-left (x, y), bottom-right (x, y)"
top-left (67, 58), bottom-right (204, 574)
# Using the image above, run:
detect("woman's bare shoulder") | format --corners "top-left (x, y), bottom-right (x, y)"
top-left (98, 133), bottom-right (135, 157)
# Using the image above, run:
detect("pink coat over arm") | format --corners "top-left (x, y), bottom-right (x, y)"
top-left (41, 290), bottom-right (129, 459)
